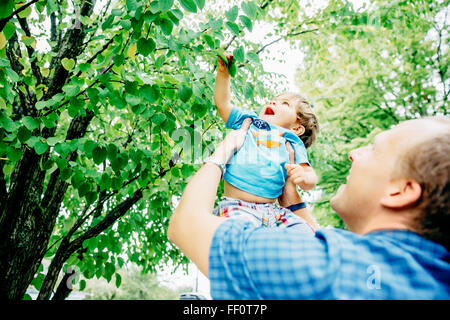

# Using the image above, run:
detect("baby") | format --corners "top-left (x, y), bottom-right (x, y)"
top-left (210, 54), bottom-right (319, 231)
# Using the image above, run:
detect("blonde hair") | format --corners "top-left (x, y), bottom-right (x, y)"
top-left (275, 92), bottom-right (319, 148)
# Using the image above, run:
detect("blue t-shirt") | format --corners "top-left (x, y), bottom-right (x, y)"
top-left (224, 107), bottom-right (309, 199)
top-left (209, 219), bottom-right (450, 299)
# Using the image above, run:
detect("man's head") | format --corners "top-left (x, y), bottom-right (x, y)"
top-left (259, 92), bottom-right (319, 148)
top-left (330, 117), bottom-right (450, 249)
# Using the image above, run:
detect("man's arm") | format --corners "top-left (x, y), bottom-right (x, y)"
top-left (214, 55), bottom-right (233, 123)
top-left (167, 119), bottom-right (252, 277)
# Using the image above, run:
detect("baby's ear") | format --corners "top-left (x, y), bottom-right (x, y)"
top-left (291, 124), bottom-right (305, 136)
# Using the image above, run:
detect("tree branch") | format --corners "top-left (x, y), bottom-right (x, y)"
top-left (0, 160), bottom-right (7, 213)
top-left (5, 32), bottom-right (34, 118)
top-left (256, 29), bottom-right (319, 55)
top-left (17, 16), bottom-right (44, 86)
top-left (0, 0), bottom-right (39, 32)
top-left (45, 0), bottom-right (96, 100)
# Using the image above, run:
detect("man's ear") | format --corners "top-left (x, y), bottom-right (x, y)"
top-left (291, 124), bottom-right (305, 136)
top-left (380, 178), bottom-right (422, 209)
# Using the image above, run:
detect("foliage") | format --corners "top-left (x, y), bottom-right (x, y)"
top-left (83, 265), bottom-right (189, 300)
top-left (290, 0), bottom-right (449, 226)
top-left (0, 0), bottom-right (277, 299)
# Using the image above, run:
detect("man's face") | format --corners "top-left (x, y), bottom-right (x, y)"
top-left (258, 98), bottom-right (298, 129)
top-left (330, 122), bottom-right (417, 233)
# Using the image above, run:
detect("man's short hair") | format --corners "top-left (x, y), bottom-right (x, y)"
top-left (396, 117), bottom-right (450, 250)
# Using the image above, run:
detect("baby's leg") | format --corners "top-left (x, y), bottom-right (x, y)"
top-left (270, 205), bottom-right (316, 234)
top-left (213, 197), bottom-right (267, 227)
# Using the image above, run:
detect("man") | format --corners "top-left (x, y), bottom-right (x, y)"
top-left (168, 117), bottom-right (450, 299)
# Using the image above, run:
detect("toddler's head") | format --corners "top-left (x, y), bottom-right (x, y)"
top-left (258, 92), bottom-right (319, 148)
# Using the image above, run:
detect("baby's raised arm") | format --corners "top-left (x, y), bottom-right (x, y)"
top-left (214, 54), bottom-right (234, 123)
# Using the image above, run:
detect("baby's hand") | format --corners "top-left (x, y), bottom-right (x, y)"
top-left (285, 163), bottom-right (318, 191)
top-left (217, 53), bottom-right (233, 75)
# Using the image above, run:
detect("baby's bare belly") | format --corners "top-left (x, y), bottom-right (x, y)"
top-left (224, 180), bottom-right (277, 204)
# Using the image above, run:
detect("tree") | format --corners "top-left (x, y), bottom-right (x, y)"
top-left (290, 0), bottom-right (448, 226)
top-left (0, 0), bottom-right (278, 300)
top-left (82, 264), bottom-right (190, 300)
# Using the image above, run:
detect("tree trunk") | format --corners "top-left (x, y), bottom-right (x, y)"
top-left (0, 0), bottom-right (95, 300)
top-left (52, 267), bottom-right (77, 300)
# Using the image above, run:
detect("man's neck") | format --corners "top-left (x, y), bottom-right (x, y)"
top-left (354, 213), bottom-right (413, 235)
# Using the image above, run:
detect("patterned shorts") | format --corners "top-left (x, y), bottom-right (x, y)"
top-left (212, 197), bottom-right (315, 234)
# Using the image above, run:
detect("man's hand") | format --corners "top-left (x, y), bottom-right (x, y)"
top-left (213, 118), bottom-right (252, 164)
top-left (168, 118), bottom-right (252, 276)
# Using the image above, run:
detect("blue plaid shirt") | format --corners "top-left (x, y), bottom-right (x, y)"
top-left (209, 219), bottom-right (450, 299)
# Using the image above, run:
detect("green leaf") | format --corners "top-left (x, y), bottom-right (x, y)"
top-left (159, 0), bottom-right (174, 12)
top-left (92, 146), bottom-right (107, 164)
top-left (79, 279), bottom-right (86, 291)
top-left (84, 140), bottom-right (98, 157)
top-left (46, 137), bottom-right (60, 147)
top-left (137, 38), bottom-right (156, 56)
top-left (239, 15), bottom-right (252, 31)
top-left (0, 0), bottom-right (14, 19)
top-left (155, 55), bottom-right (166, 69)
top-left (228, 61), bottom-right (237, 77)
top-left (140, 84), bottom-right (160, 102)
top-left (17, 126), bottom-right (32, 143)
top-left (62, 84), bottom-right (80, 97)
top-left (3, 22), bottom-right (16, 40)
top-left (110, 93), bottom-right (127, 109)
top-left (78, 182), bottom-right (90, 197)
top-left (85, 191), bottom-right (97, 205)
top-left (61, 58), bottom-right (75, 71)
top-left (115, 273), bottom-right (122, 288)
top-left (178, 84), bottom-right (193, 102)
top-left (160, 17), bottom-right (174, 35)
top-left (101, 15), bottom-right (115, 30)
top-left (0, 113), bottom-right (18, 132)
top-left (60, 167), bottom-right (72, 181)
top-left (16, 2), bottom-right (32, 18)
top-left (192, 102), bottom-right (207, 117)
top-left (233, 46), bottom-right (245, 63)
top-left (244, 83), bottom-right (254, 99)
top-left (68, 97), bottom-right (84, 117)
top-left (225, 5), bottom-right (239, 22)
top-left (216, 49), bottom-right (228, 67)
top-left (88, 237), bottom-right (98, 251)
top-left (202, 34), bottom-right (215, 49)
top-left (107, 143), bottom-right (118, 160)
top-left (242, 1), bottom-right (258, 20)
top-left (152, 113), bottom-right (167, 126)
top-left (125, 94), bottom-right (141, 106)
top-left (225, 21), bottom-right (240, 36)
top-left (34, 140), bottom-right (49, 155)
top-left (7, 147), bottom-right (23, 162)
top-left (179, 0), bottom-right (197, 13)
top-left (246, 51), bottom-right (260, 64)
top-left (193, 0), bottom-right (205, 10)
top-left (5, 68), bottom-right (20, 82)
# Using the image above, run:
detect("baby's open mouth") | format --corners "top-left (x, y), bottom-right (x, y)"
top-left (264, 107), bottom-right (275, 115)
